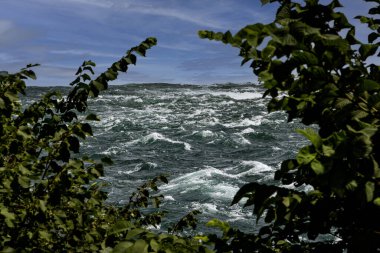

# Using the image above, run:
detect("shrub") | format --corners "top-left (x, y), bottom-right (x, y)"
top-left (0, 38), bottom-right (209, 253)
top-left (199, 0), bottom-right (380, 252)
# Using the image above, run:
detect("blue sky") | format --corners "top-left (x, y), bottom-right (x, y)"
top-left (0, 0), bottom-right (374, 86)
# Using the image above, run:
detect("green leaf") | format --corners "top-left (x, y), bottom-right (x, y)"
top-left (104, 70), bottom-right (118, 80)
top-left (373, 197), bottom-right (380, 206)
top-left (83, 66), bottom-right (95, 75)
top-left (346, 180), bottom-right (358, 191)
top-left (365, 181), bottom-right (375, 202)
top-left (258, 70), bottom-right (273, 82)
top-left (81, 123), bottom-right (93, 136)
top-left (125, 228), bottom-right (146, 240)
top-left (92, 80), bottom-right (106, 91)
top-left (296, 147), bottom-right (317, 164)
top-left (18, 176), bottom-right (30, 188)
top-left (101, 156), bottom-right (113, 165)
top-left (68, 136), bottom-right (80, 153)
top-left (369, 6), bottom-right (380, 14)
top-left (39, 230), bottom-right (51, 241)
top-left (289, 21), bottom-right (320, 36)
top-left (368, 32), bottom-right (379, 43)
top-left (206, 219), bottom-right (230, 233)
top-left (0, 247), bottom-right (17, 253)
top-left (125, 54), bottom-right (137, 65)
top-left (112, 242), bottom-right (133, 253)
top-left (83, 60), bottom-right (96, 67)
top-left (360, 79), bottom-right (380, 92)
top-left (132, 239), bottom-right (148, 253)
top-left (158, 175), bottom-right (168, 184)
top-left (0, 97), bottom-right (5, 109)
top-left (262, 45), bottom-right (276, 59)
top-left (108, 220), bottom-right (132, 235)
top-left (86, 113), bottom-right (100, 121)
top-left (291, 51), bottom-right (319, 66)
top-left (296, 128), bottom-right (322, 148)
top-left (276, 4), bottom-right (291, 22)
top-left (0, 207), bottom-right (15, 228)
top-left (21, 69), bottom-right (37, 80)
top-left (311, 159), bottom-right (325, 175)
top-left (282, 197), bottom-right (291, 207)
top-left (322, 145), bottom-right (335, 157)
top-left (359, 44), bottom-right (379, 60)
top-left (75, 67), bottom-right (82, 75)
top-left (150, 239), bottom-right (160, 252)
top-left (39, 200), bottom-right (47, 212)
top-left (274, 33), bottom-right (297, 46)
top-left (335, 98), bottom-right (352, 109)
top-left (373, 157), bottom-right (380, 178)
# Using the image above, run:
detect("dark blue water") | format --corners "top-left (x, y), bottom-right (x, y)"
top-left (26, 83), bottom-right (308, 232)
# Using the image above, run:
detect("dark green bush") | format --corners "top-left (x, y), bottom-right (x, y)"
top-left (199, 0), bottom-right (380, 252)
top-left (0, 38), bottom-right (209, 253)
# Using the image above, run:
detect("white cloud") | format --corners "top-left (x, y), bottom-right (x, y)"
top-left (0, 53), bottom-right (20, 63)
top-left (0, 19), bottom-right (37, 46)
top-left (65, 0), bottom-right (114, 8)
top-left (33, 0), bottom-right (226, 29)
top-left (50, 49), bottom-right (119, 58)
top-left (33, 0), bottom-right (114, 8)
top-left (124, 4), bottom-right (224, 29)
top-left (0, 20), bottom-right (13, 35)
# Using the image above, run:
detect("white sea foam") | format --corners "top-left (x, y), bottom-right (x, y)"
top-left (190, 108), bottom-right (216, 117)
top-left (164, 195), bottom-right (175, 201)
top-left (191, 202), bottom-right (219, 214)
top-left (161, 166), bottom-right (240, 202)
top-left (209, 182), bottom-right (239, 200)
top-left (226, 205), bottom-right (252, 222)
top-left (162, 161), bottom-right (272, 199)
top-left (118, 162), bottom-right (158, 175)
top-left (118, 166), bottom-right (140, 175)
top-left (183, 143), bottom-right (192, 151)
top-left (208, 91), bottom-right (262, 100)
top-left (201, 130), bottom-right (214, 137)
top-left (241, 127), bottom-right (255, 134)
top-left (191, 130), bottom-right (215, 138)
top-left (233, 133), bottom-right (251, 145)
top-left (132, 132), bottom-right (192, 151)
top-left (162, 166), bottom-right (234, 190)
top-left (237, 161), bottom-right (273, 176)
top-left (219, 100), bottom-right (235, 105)
top-left (101, 145), bottom-right (124, 155)
top-left (223, 116), bottom-right (264, 128)
top-left (184, 117), bottom-right (219, 127)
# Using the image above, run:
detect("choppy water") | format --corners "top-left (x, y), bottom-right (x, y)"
top-left (26, 83), bottom-right (308, 232)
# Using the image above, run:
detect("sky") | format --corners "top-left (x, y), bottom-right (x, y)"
top-left (0, 0), bottom-right (375, 86)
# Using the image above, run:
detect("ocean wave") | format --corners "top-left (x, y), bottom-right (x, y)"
top-left (128, 132), bottom-right (192, 151)
top-left (31, 84), bottom-right (303, 229)
top-left (223, 116), bottom-right (264, 128)
top-left (118, 161), bottom-right (158, 175)
top-left (190, 130), bottom-right (215, 138)
top-left (241, 127), bottom-right (255, 134)
top-left (209, 91), bottom-right (262, 100)
top-left (161, 162), bottom-right (272, 200)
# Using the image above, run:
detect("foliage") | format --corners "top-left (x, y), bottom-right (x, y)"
top-left (3, 1), bottom-right (380, 252)
top-left (0, 38), bottom-right (209, 252)
top-left (200, 0), bottom-right (380, 252)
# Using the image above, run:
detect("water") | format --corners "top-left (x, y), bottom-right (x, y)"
top-left (25, 83), bottom-right (308, 233)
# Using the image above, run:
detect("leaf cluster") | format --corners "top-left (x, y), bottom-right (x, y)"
top-left (0, 38), bottom-right (209, 252)
top-left (200, 0), bottom-right (380, 252)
